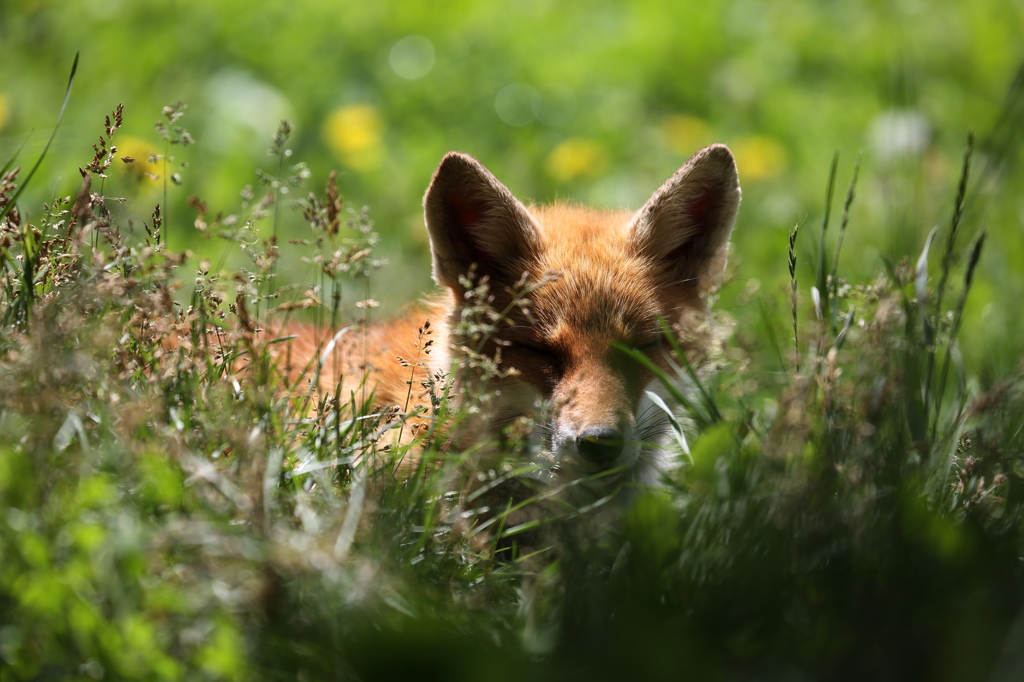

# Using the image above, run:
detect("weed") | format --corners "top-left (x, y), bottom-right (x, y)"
top-left (1, 90), bottom-right (1023, 681)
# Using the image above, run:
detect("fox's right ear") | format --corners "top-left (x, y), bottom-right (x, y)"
top-left (423, 152), bottom-right (542, 298)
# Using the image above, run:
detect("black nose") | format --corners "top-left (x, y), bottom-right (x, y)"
top-left (576, 427), bottom-right (623, 467)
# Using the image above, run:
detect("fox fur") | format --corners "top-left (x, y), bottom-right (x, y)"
top-left (278, 144), bottom-right (740, 489)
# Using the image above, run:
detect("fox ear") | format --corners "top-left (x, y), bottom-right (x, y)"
top-left (628, 144), bottom-right (741, 294)
top-left (423, 152), bottom-right (542, 297)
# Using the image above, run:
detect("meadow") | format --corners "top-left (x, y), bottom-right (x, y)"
top-left (1, 1), bottom-right (1024, 679)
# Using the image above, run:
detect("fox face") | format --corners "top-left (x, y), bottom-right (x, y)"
top-left (422, 145), bottom-right (740, 479)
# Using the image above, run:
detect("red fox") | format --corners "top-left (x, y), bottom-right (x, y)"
top-left (282, 144), bottom-right (740, 486)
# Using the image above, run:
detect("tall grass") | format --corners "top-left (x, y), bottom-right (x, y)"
top-left (1, 91), bottom-right (1023, 682)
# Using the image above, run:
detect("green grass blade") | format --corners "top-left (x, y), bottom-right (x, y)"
top-left (758, 297), bottom-right (787, 375)
top-left (0, 134), bottom-right (30, 179)
top-left (935, 132), bottom-right (973, 318)
top-left (916, 226), bottom-right (939, 348)
top-left (645, 389), bottom-right (690, 456)
top-left (788, 222), bottom-right (801, 372)
top-left (932, 231), bottom-right (986, 440)
top-left (833, 307), bottom-right (856, 351)
top-left (657, 317), bottom-right (722, 424)
top-left (0, 52), bottom-right (79, 223)
top-left (612, 342), bottom-right (710, 431)
top-left (816, 151), bottom-right (839, 332)
top-left (829, 153), bottom-right (860, 322)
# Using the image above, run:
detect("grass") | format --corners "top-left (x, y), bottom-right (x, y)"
top-left (1, 91), bottom-right (1023, 682)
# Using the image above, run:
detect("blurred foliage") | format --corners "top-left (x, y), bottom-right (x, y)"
top-left (1, 1), bottom-right (1022, 361)
top-left (1, 94), bottom-right (1024, 680)
top-left (3, 2), bottom-right (1024, 680)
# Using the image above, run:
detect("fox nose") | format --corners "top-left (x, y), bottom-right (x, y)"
top-left (576, 427), bottom-right (624, 467)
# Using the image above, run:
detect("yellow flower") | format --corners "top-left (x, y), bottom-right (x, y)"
top-left (323, 105), bottom-right (384, 171)
top-left (545, 137), bottom-right (609, 182)
top-left (115, 135), bottom-right (162, 185)
top-left (731, 135), bottom-right (788, 182)
top-left (660, 115), bottom-right (711, 156)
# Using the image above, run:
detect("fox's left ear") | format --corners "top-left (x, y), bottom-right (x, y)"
top-left (628, 144), bottom-right (741, 294)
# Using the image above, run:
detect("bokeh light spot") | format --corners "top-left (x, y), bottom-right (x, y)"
top-left (495, 83), bottom-right (541, 127)
top-left (537, 85), bottom-right (577, 127)
top-left (389, 36), bottom-right (435, 80)
top-left (870, 110), bottom-right (931, 161)
top-left (545, 138), bottom-right (609, 182)
top-left (324, 105), bottom-right (384, 171)
top-left (731, 135), bottom-right (788, 182)
top-left (661, 115), bottom-right (712, 156)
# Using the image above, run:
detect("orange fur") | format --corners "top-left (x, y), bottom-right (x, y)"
top-left (274, 145), bottom-right (741, 482)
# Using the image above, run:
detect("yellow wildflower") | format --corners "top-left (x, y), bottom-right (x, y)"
top-left (115, 135), bottom-right (162, 185)
top-left (323, 105), bottom-right (384, 171)
top-left (545, 138), bottom-right (609, 182)
top-left (731, 135), bottom-right (788, 182)
top-left (660, 115), bottom-right (711, 156)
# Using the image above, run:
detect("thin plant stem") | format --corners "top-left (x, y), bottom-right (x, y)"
top-left (788, 222), bottom-right (801, 372)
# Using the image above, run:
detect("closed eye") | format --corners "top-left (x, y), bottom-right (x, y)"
top-left (513, 342), bottom-right (558, 359)
top-left (635, 338), bottom-right (661, 352)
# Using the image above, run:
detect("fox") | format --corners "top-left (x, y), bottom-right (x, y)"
top-left (279, 144), bottom-right (740, 493)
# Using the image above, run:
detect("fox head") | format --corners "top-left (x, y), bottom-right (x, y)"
top-left (423, 145), bottom-right (740, 477)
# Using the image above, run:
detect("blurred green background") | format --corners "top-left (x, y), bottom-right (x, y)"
top-left (2, 0), bottom-right (1022, 373)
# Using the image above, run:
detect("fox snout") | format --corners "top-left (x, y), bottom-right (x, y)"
top-left (554, 414), bottom-right (640, 471)
top-left (576, 426), bottom-right (630, 468)
top-left (551, 366), bottom-right (641, 471)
